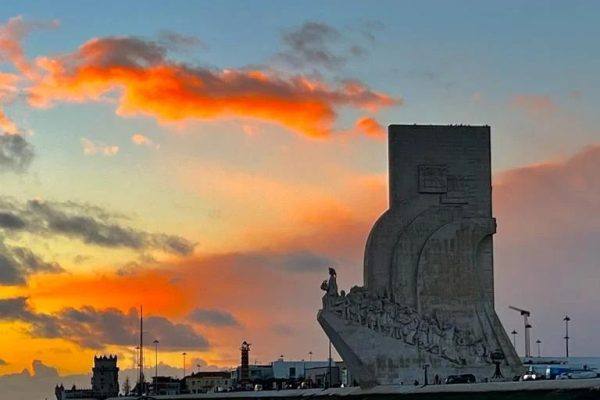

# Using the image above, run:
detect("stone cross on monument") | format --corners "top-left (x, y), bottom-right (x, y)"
top-left (317, 125), bottom-right (524, 387)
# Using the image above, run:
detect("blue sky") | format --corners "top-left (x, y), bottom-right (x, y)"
top-left (0, 2), bottom-right (599, 396)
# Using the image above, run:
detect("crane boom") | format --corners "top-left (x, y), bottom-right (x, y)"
top-left (509, 305), bottom-right (532, 358)
top-left (509, 305), bottom-right (531, 316)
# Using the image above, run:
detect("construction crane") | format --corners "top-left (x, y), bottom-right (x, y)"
top-left (509, 306), bottom-right (532, 357)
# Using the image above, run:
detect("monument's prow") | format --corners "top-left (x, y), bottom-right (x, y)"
top-left (318, 124), bottom-right (524, 387)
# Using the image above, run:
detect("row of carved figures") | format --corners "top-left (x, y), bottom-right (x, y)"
top-left (323, 283), bottom-right (491, 366)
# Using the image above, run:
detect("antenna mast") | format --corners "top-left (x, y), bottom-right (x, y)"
top-left (138, 305), bottom-right (144, 396)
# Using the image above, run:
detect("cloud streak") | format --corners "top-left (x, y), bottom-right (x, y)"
top-left (0, 241), bottom-right (63, 285)
top-left (0, 197), bottom-right (195, 256)
top-left (188, 308), bottom-right (240, 327)
top-left (0, 298), bottom-right (209, 350)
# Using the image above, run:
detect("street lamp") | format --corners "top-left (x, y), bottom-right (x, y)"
top-left (309, 351), bottom-right (312, 362)
top-left (511, 330), bottom-right (518, 351)
top-left (563, 315), bottom-right (571, 358)
top-left (153, 340), bottom-right (159, 393)
top-left (536, 339), bottom-right (542, 358)
top-left (182, 352), bottom-right (187, 379)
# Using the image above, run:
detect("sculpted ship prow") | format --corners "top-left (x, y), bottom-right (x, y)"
top-left (318, 124), bottom-right (524, 387)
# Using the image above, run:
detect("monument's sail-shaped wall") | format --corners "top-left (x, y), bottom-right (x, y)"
top-left (318, 125), bottom-right (523, 387)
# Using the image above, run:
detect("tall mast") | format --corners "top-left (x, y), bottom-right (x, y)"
top-left (139, 305), bottom-right (144, 396)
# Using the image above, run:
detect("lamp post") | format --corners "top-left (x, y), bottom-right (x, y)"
top-left (153, 340), bottom-right (159, 394)
top-left (536, 339), bottom-right (542, 358)
top-left (563, 315), bottom-right (570, 358)
top-left (182, 352), bottom-right (187, 379)
top-left (309, 351), bottom-right (312, 362)
top-left (511, 330), bottom-right (518, 352)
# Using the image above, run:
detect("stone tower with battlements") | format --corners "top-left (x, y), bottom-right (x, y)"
top-left (91, 355), bottom-right (119, 398)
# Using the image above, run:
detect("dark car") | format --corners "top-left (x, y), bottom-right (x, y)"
top-left (444, 374), bottom-right (476, 384)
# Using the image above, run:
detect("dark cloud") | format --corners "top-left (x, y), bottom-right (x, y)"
top-left (276, 21), bottom-right (376, 71)
top-left (280, 250), bottom-right (334, 273)
top-left (188, 308), bottom-right (240, 327)
top-left (0, 242), bottom-right (63, 285)
top-left (278, 22), bottom-right (344, 69)
top-left (190, 250), bottom-right (336, 274)
top-left (0, 134), bottom-right (34, 173)
top-left (157, 31), bottom-right (204, 52)
top-left (66, 37), bottom-right (167, 69)
top-left (0, 358), bottom-right (6, 366)
top-left (0, 197), bottom-right (195, 256)
top-left (0, 211), bottom-right (26, 229)
top-left (0, 298), bottom-right (209, 350)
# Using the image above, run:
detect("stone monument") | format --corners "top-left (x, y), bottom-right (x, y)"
top-left (318, 124), bottom-right (523, 387)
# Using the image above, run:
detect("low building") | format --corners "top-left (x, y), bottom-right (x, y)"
top-left (185, 371), bottom-right (232, 393)
top-left (272, 359), bottom-right (331, 380)
top-left (148, 376), bottom-right (182, 395)
top-left (231, 364), bottom-right (273, 388)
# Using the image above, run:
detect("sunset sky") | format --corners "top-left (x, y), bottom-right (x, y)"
top-left (0, 1), bottom-right (599, 396)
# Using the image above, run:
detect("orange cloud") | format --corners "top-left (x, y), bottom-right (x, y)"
top-left (27, 37), bottom-right (399, 138)
top-left (354, 116), bottom-right (385, 139)
top-left (510, 94), bottom-right (557, 115)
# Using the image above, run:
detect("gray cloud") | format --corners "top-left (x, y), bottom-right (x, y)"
top-left (0, 358), bottom-right (6, 366)
top-left (157, 31), bottom-right (204, 52)
top-left (276, 21), bottom-right (375, 71)
top-left (188, 308), bottom-right (240, 327)
top-left (0, 242), bottom-right (63, 285)
top-left (0, 197), bottom-right (195, 256)
top-left (0, 134), bottom-right (34, 173)
top-left (280, 250), bottom-right (334, 273)
top-left (0, 298), bottom-right (209, 351)
top-left (279, 22), bottom-right (345, 69)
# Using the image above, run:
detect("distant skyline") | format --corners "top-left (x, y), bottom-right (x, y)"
top-left (0, 1), bottom-right (599, 397)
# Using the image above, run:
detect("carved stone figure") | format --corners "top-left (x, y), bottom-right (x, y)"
top-left (318, 125), bottom-right (524, 387)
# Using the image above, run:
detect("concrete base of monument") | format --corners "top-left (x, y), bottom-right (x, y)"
top-left (112, 379), bottom-right (600, 400)
top-left (317, 308), bottom-right (524, 387)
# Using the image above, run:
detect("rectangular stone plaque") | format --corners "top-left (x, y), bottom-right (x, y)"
top-left (418, 164), bottom-right (447, 193)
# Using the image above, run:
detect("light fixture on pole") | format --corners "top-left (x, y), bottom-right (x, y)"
top-left (563, 315), bottom-right (571, 358)
top-left (182, 352), bottom-right (187, 379)
top-left (511, 330), bottom-right (518, 351)
top-left (309, 351), bottom-right (312, 362)
top-left (536, 339), bottom-right (542, 358)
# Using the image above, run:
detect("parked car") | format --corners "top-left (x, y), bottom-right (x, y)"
top-left (521, 371), bottom-right (545, 381)
top-left (445, 374), bottom-right (476, 384)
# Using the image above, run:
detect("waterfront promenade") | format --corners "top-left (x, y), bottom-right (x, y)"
top-left (113, 379), bottom-right (600, 400)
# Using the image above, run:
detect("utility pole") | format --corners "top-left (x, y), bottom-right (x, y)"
top-left (138, 305), bottom-right (144, 396)
top-left (563, 315), bottom-right (571, 358)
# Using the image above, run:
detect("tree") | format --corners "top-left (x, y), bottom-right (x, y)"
top-left (122, 377), bottom-right (131, 395)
